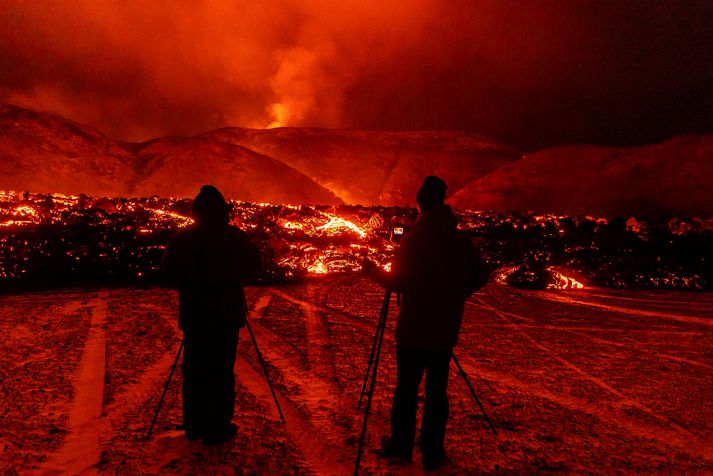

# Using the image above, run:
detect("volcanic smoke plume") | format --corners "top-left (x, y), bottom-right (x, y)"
top-left (1, 1), bottom-right (711, 149)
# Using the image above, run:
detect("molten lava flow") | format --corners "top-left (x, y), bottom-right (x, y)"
top-left (496, 266), bottom-right (585, 290)
top-left (547, 270), bottom-right (584, 290)
top-left (1, 191), bottom-right (709, 290)
top-left (495, 266), bottom-right (519, 285)
top-left (316, 216), bottom-right (366, 238)
top-left (0, 205), bottom-right (39, 227)
top-left (148, 208), bottom-right (194, 228)
top-left (307, 261), bottom-right (328, 274)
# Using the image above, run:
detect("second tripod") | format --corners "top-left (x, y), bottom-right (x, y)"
top-left (354, 289), bottom-right (392, 475)
top-left (353, 289), bottom-right (498, 474)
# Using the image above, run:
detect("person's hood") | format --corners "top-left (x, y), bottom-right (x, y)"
top-left (414, 204), bottom-right (458, 231)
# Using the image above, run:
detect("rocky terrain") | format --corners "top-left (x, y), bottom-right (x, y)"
top-left (1, 279), bottom-right (712, 474)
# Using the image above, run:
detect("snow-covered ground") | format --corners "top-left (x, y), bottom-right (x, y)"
top-left (1, 278), bottom-right (712, 474)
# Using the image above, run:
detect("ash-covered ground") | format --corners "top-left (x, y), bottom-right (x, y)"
top-left (1, 278), bottom-right (712, 474)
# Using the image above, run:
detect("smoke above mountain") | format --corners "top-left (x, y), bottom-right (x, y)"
top-left (1, 1), bottom-right (711, 150)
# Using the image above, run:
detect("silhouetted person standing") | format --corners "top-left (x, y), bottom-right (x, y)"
top-left (364, 176), bottom-right (488, 471)
top-left (162, 185), bottom-right (261, 444)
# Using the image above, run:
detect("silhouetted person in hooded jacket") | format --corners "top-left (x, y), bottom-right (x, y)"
top-left (162, 185), bottom-right (261, 444)
top-left (364, 176), bottom-right (488, 471)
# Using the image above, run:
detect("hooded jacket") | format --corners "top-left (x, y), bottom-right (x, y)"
top-left (161, 223), bottom-right (261, 335)
top-left (385, 205), bottom-right (488, 350)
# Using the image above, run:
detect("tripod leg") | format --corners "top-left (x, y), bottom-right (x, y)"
top-left (452, 354), bottom-right (497, 435)
top-left (245, 317), bottom-right (285, 422)
top-left (354, 301), bottom-right (389, 475)
top-left (145, 339), bottom-right (184, 440)
top-left (358, 290), bottom-right (391, 408)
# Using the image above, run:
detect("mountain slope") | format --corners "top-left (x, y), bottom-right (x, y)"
top-left (3, 102), bottom-right (711, 218)
top-left (450, 135), bottom-right (713, 218)
top-left (0, 103), bottom-right (338, 203)
top-left (0, 103), bottom-right (137, 196)
top-left (131, 136), bottom-right (339, 204)
top-left (199, 128), bottom-right (520, 206)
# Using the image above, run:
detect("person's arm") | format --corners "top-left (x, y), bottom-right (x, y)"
top-left (235, 229), bottom-right (263, 283)
top-left (463, 236), bottom-right (489, 298)
top-left (363, 235), bottom-right (415, 291)
top-left (160, 234), bottom-right (183, 289)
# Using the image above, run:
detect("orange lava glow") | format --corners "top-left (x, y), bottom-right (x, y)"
top-left (0, 204), bottom-right (40, 227)
top-left (547, 270), bottom-right (585, 290)
top-left (316, 216), bottom-right (367, 238)
top-left (307, 261), bottom-right (328, 274)
top-left (496, 266), bottom-right (585, 290)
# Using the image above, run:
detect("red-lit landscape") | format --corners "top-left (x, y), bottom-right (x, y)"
top-left (1, 1), bottom-right (712, 474)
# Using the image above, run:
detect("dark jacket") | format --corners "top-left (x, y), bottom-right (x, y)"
top-left (161, 223), bottom-right (261, 336)
top-left (380, 205), bottom-right (488, 350)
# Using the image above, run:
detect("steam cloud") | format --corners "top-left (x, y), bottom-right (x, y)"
top-left (1, 0), bottom-right (711, 149)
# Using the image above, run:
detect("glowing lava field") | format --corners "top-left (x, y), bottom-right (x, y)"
top-left (1, 191), bottom-right (712, 292)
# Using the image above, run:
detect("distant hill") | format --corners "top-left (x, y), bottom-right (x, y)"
top-left (450, 135), bottom-right (713, 218)
top-left (0, 103), bottom-right (518, 205)
top-left (0, 103), bottom-right (137, 197)
top-left (201, 128), bottom-right (520, 206)
top-left (130, 136), bottom-right (339, 205)
top-left (2, 102), bottom-right (711, 217)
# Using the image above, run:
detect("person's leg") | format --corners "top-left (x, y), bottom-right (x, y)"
top-left (420, 349), bottom-right (452, 469)
top-left (216, 332), bottom-right (237, 427)
top-left (202, 332), bottom-right (238, 442)
top-left (181, 334), bottom-right (205, 439)
top-left (389, 346), bottom-right (425, 459)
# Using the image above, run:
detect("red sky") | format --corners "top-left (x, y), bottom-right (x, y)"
top-left (1, 0), bottom-right (711, 150)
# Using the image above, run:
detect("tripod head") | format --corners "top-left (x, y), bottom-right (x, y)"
top-left (389, 214), bottom-right (411, 245)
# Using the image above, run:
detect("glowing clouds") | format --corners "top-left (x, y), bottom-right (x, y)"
top-left (267, 103), bottom-right (288, 129)
top-left (0, 1), bottom-right (709, 148)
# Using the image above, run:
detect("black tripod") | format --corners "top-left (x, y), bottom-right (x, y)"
top-left (354, 289), bottom-right (391, 475)
top-left (145, 316), bottom-right (284, 440)
top-left (145, 339), bottom-right (184, 440)
top-left (353, 292), bottom-right (497, 475)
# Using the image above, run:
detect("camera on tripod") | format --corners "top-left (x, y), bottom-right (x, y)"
top-left (389, 217), bottom-right (410, 245)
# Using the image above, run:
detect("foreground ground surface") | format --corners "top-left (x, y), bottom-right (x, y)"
top-left (1, 278), bottom-right (712, 475)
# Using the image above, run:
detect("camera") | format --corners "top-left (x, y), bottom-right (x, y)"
top-left (390, 220), bottom-right (410, 244)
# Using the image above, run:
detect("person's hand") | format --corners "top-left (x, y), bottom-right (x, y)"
top-left (361, 259), bottom-right (378, 278)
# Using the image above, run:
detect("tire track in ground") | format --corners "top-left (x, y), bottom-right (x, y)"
top-left (270, 288), bottom-right (342, 393)
top-left (472, 296), bottom-right (713, 461)
top-left (41, 290), bottom-right (108, 475)
top-left (458, 356), bottom-right (713, 462)
top-left (467, 300), bottom-right (711, 363)
top-left (265, 288), bottom-right (425, 476)
top-left (269, 287), bottom-right (375, 331)
top-left (233, 356), bottom-right (352, 476)
top-left (581, 291), bottom-right (713, 309)
top-left (240, 289), bottom-right (360, 473)
top-left (251, 292), bottom-right (273, 317)
top-left (101, 341), bottom-right (181, 434)
top-left (536, 293), bottom-right (713, 327)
